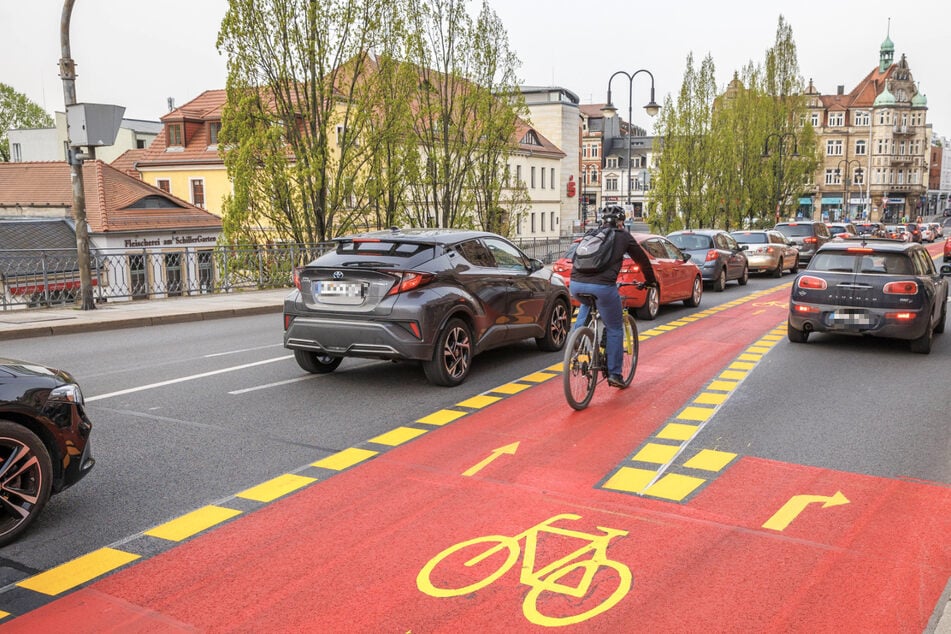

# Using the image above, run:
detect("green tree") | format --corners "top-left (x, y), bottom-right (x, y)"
top-left (0, 83), bottom-right (53, 161)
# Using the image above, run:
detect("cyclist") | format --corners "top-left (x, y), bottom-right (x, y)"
top-left (570, 205), bottom-right (658, 388)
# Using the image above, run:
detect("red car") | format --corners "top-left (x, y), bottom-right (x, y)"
top-left (944, 236), bottom-right (951, 263)
top-left (551, 232), bottom-right (703, 320)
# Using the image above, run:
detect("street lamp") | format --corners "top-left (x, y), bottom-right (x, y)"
top-left (602, 70), bottom-right (660, 208)
top-left (762, 132), bottom-right (799, 221)
top-left (834, 159), bottom-right (863, 221)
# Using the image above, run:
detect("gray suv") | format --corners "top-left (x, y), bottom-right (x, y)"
top-left (284, 228), bottom-right (571, 386)
top-left (774, 220), bottom-right (832, 264)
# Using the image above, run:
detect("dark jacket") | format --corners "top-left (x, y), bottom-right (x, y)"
top-left (571, 229), bottom-right (658, 286)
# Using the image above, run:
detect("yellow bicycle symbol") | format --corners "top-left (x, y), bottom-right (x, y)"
top-left (417, 513), bottom-right (632, 627)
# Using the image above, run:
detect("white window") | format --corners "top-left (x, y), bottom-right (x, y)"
top-left (853, 111), bottom-right (870, 126)
top-left (541, 168), bottom-right (546, 189)
top-left (11, 143), bottom-right (21, 162)
top-left (855, 140), bottom-right (866, 156)
top-left (828, 112), bottom-right (844, 127)
top-left (606, 177), bottom-right (618, 191)
top-left (810, 112), bottom-right (820, 127)
top-left (606, 157), bottom-right (618, 168)
top-left (826, 140), bottom-right (843, 156)
top-left (824, 169), bottom-right (838, 185)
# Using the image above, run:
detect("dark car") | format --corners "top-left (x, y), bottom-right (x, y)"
top-left (0, 358), bottom-right (95, 546)
top-left (826, 222), bottom-right (859, 240)
top-left (283, 228), bottom-right (571, 386)
top-left (905, 223), bottom-right (922, 243)
top-left (774, 220), bottom-right (832, 264)
top-left (788, 238), bottom-right (951, 353)
top-left (666, 229), bottom-right (749, 291)
top-left (551, 232), bottom-right (702, 320)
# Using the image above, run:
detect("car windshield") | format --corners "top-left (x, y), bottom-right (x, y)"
top-left (811, 251), bottom-right (914, 274)
top-left (668, 234), bottom-right (713, 250)
top-left (775, 224), bottom-right (813, 238)
top-left (732, 233), bottom-right (767, 244)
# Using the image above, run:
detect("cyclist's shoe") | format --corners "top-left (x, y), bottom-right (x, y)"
top-left (607, 374), bottom-right (627, 388)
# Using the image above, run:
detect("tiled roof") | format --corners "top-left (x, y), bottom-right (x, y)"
top-left (580, 104), bottom-right (608, 117)
top-left (162, 89), bottom-right (227, 122)
top-left (819, 65), bottom-right (894, 110)
top-left (514, 121), bottom-right (566, 158)
top-left (0, 161), bottom-right (222, 233)
top-left (110, 149), bottom-right (148, 178)
top-left (138, 90), bottom-right (226, 167)
top-left (0, 218), bottom-right (81, 276)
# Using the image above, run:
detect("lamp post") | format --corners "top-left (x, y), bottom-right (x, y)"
top-left (601, 70), bottom-right (660, 209)
top-left (762, 132), bottom-right (798, 222)
top-left (835, 159), bottom-right (863, 222)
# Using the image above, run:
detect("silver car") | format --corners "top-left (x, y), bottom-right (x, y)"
top-left (283, 228), bottom-right (571, 386)
top-left (731, 229), bottom-right (799, 277)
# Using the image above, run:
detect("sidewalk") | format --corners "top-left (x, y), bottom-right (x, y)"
top-left (0, 288), bottom-right (291, 341)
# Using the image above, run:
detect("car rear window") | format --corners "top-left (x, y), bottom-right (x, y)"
top-left (732, 232), bottom-right (767, 244)
top-left (775, 224), bottom-right (813, 238)
top-left (668, 234), bottom-right (713, 250)
top-left (811, 251), bottom-right (914, 274)
top-left (336, 240), bottom-right (432, 257)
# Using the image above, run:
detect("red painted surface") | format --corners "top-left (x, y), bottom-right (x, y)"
top-left (8, 287), bottom-right (950, 632)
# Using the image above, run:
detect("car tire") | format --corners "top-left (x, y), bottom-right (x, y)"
top-left (772, 260), bottom-right (783, 278)
top-left (0, 421), bottom-right (52, 547)
top-left (634, 286), bottom-right (660, 320)
top-left (423, 318), bottom-right (472, 386)
top-left (787, 321), bottom-right (809, 343)
top-left (790, 260), bottom-right (799, 274)
top-left (294, 349), bottom-right (343, 374)
top-left (909, 324), bottom-right (933, 354)
top-left (536, 299), bottom-right (570, 351)
top-left (713, 268), bottom-right (726, 292)
top-left (738, 265), bottom-right (749, 286)
top-left (934, 300), bottom-right (947, 335)
top-left (683, 276), bottom-right (702, 308)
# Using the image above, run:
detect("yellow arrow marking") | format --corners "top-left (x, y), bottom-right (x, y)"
top-left (751, 309), bottom-right (766, 315)
top-left (762, 491), bottom-right (850, 531)
top-left (462, 442), bottom-right (520, 477)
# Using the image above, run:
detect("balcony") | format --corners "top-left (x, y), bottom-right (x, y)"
top-left (892, 125), bottom-right (914, 135)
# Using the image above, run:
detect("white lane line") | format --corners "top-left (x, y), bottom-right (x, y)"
top-left (86, 356), bottom-right (293, 402)
top-left (229, 374), bottom-right (319, 394)
top-left (204, 344), bottom-right (283, 358)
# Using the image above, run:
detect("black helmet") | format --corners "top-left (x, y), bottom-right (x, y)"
top-left (601, 205), bottom-right (625, 225)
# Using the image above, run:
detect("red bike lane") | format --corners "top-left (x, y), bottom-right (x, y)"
top-left (7, 285), bottom-right (951, 632)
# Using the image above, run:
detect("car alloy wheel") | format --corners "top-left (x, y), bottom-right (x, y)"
top-left (0, 421), bottom-right (52, 547)
top-left (423, 318), bottom-right (472, 386)
top-left (635, 286), bottom-right (660, 320)
top-left (537, 299), bottom-right (570, 351)
top-left (738, 266), bottom-right (749, 286)
top-left (714, 268), bottom-right (727, 292)
top-left (684, 276), bottom-right (702, 308)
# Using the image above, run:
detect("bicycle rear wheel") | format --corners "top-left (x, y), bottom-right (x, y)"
top-left (563, 326), bottom-right (597, 410)
top-left (619, 314), bottom-right (639, 387)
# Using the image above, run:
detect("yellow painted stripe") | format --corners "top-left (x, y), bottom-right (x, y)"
top-left (602, 466), bottom-right (658, 493)
top-left (237, 474), bottom-right (316, 503)
top-left (521, 371), bottom-right (557, 383)
top-left (747, 346), bottom-right (772, 354)
top-left (655, 325), bottom-right (677, 331)
top-left (656, 422), bottom-right (699, 441)
top-left (641, 329), bottom-right (665, 337)
top-left (490, 382), bottom-right (531, 395)
top-left (667, 320), bottom-right (689, 326)
top-left (719, 370), bottom-right (747, 381)
top-left (312, 447), bottom-right (378, 471)
top-left (18, 548), bottom-right (140, 596)
top-left (643, 473), bottom-right (706, 501)
top-left (761, 335), bottom-right (783, 341)
top-left (632, 442), bottom-right (680, 464)
top-left (545, 362), bottom-right (564, 372)
top-left (738, 353), bottom-right (762, 362)
top-left (369, 426), bottom-right (427, 446)
top-left (694, 392), bottom-right (726, 405)
top-left (677, 406), bottom-right (715, 422)
top-left (707, 380), bottom-right (738, 392)
top-left (456, 394), bottom-right (502, 409)
top-left (0, 611), bottom-right (8, 619)
top-left (729, 361), bottom-right (756, 371)
top-left (145, 505), bottom-right (243, 541)
top-left (416, 409), bottom-right (467, 426)
top-left (683, 449), bottom-right (737, 472)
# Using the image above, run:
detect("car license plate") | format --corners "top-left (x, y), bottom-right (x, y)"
top-left (831, 310), bottom-right (870, 326)
top-left (315, 281), bottom-right (364, 298)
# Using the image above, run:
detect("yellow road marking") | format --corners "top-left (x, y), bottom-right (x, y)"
top-left (632, 442), bottom-right (680, 464)
top-left (603, 466), bottom-right (657, 493)
top-left (237, 474), bottom-right (317, 503)
top-left (677, 406), bottom-right (715, 422)
top-left (707, 380), bottom-right (738, 392)
top-left (370, 426), bottom-right (428, 446)
top-left (490, 382), bottom-right (532, 395)
top-left (312, 447), bottom-right (378, 470)
top-left (146, 505), bottom-right (243, 541)
top-left (643, 473), bottom-right (706, 501)
top-left (456, 394), bottom-right (502, 409)
top-left (656, 423), bottom-right (699, 441)
top-left (416, 409), bottom-right (467, 426)
top-left (18, 548), bottom-right (140, 596)
top-left (521, 371), bottom-right (557, 383)
top-left (693, 392), bottom-right (727, 405)
top-left (683, 449), bottom-right (737, 472)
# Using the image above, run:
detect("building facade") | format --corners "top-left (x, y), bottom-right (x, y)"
top-left (6, 111), bottom-right (161, 164)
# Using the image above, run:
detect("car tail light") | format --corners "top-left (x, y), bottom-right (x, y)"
top-left (793, 304), bottom-right (819, 314)
top-left (883, 281), bottom-right (918, 295)
top-left (552, 261), bottom-right (571, 275)
top-left (765, 246), bottom-right (775, 254)
top-left (846, 247), bottom-right (873, 254)
top-left (284, 314), bottom-right (294, 330)
top-left (803, 236), bottom-right (818, 244)
top-left (705, 249), bottom-right (719, 262)
top-left (885, 311), bottom-right (915, 321)
top-left (797, 275), bottom-right (827, 290)
top-left (292, 267), bottom-right (302, 291)
top-left (386, 271), bottom-right (435, 296)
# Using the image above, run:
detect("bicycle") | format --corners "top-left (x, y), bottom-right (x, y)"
top-left (416, 513), bottom-right (632, 627)
top-left (562, 282), bottom-right (642, 410)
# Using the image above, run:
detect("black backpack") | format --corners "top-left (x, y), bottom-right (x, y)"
top-left (572, 227), bottom-right (616, 274)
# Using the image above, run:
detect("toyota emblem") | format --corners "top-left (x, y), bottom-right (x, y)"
top-left (332, 271), bottom-right (344, 280)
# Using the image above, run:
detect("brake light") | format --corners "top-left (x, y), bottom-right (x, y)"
top-left (352, 238), bottom-right (382, 243)
top-left (803, 237), bottom-right (818, 244)
top-left (846, 247), bottom-right (873, 253)
top-left (292, 267), bottom-right (302, 291)
top-left (284, 314), bottom-right (294, 330)
top-left (705, 249), bottom-right (719, 262)
top-left (765, 246), bottom-right (775, 254)
top-left (552, 262), bottom-right (571, 274)
top-left (885, 311), bottom-right (915, 321)
top-left (386, 271), bottom-right (435, 296)
top-left (883, 281), bottom-right (918, 295)
top-left (793, 304), bottom-right (820, 314)
top-left (797, 275), bottom-right (827, 290)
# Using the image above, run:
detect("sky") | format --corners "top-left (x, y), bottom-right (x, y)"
top-left (3, 1), bottom-right (949, 139)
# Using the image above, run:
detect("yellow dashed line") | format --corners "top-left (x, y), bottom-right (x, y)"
top-left (719, 370), bottom-right (747, 381)
top-left (237, 474), bottom-right (317, 503)
top-left (145, 505), bottom-right (244, 541)
top-left (693, 392), bottom-right (726, 405)
top-left (656, 422), bottom-right (699, 441)
top-left (683, 449), bottom-right (737, 471)
top-left (632, 442), bottom-right (681, 464)
top-left (18, 548), bottom-right (140, 596)
top-left (729, 361), bottom-right (757, 371)
top-left (456, 394), bottom-right (502, 409)
top-left (312, 447), bottom-right (378, 470)
top-left (738, 353), bottom-right (762, 362)
top-left (490, 382), bottom-right (532, 395)
top-left (521, 371), bottom-right (557, 383)
top-left (677, 406), bottom-right (715, 422)
top-left (643, 473), bottom-right (706, 501)
top-left (370, 426), bottom-right (428, 446)
top-left (416, 409), bottom-right (467, 426)
top-left (707, 380), bottom-right (738, 391)
top-left (603, 466), bottom-right (657, 493)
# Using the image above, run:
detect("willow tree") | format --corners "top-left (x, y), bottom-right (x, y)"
top-left (402, 0), bottom-right (524, 229)
top-left (217, 0), bottom-right (387, 244)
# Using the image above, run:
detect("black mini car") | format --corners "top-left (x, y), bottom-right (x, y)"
top-left (788, 238), bottom-right (951, 353)
top-left (0, 358), bottom-right (95, 545)
top-left (284, 228), bottom-right (572, 386)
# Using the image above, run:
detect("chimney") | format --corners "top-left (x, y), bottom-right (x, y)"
top-left (837, 85), bottom-right (845, 96)
top-left (167, 97), bottom-right (175, 112)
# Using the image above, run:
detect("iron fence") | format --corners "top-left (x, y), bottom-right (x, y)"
top-left (1, 237), bottom-right (575, 311)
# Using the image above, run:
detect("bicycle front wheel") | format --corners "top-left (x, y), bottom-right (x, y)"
top-left (619, 314), bottom-right (639, 387)
top-left (563, 326), bottom-right (597, 410)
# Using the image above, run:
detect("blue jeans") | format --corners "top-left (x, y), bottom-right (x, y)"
top-left (570, 280), bottom-right (624, 377)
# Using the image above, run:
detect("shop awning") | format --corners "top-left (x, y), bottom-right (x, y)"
top-left (798, 197), bottom-right (813, 205)
top-left (821, 197), bottom-right (843, 204)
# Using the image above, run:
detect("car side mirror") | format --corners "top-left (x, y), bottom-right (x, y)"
top-left (940, 264), bottom-right (951, 277)
top-left (739, 245), bottom-right (748, 251)
top-left (682, 253), bottom-right (691, 262)
top-left (529, 258), bottom-right (544, 272)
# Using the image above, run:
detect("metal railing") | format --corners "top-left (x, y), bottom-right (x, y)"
top-left (1, 237), bottom-right (577, 311)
